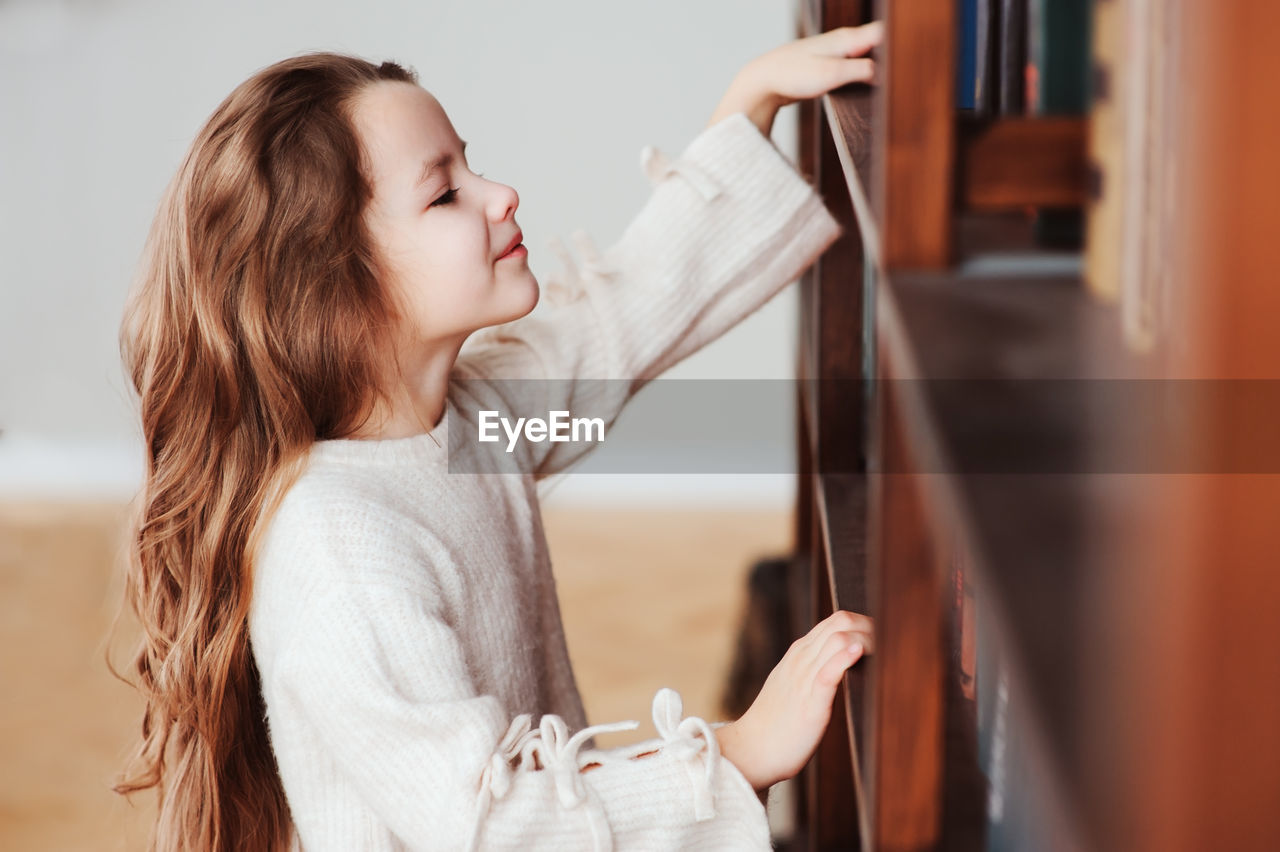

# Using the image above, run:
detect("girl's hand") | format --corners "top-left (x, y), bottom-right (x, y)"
top-left (707, 22), bottom-right (884, 137)
top-left (715, 609), bottom-right (875, 791)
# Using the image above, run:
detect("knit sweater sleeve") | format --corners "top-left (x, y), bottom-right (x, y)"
top-left (269, 577), bottom-right (771, 851)
top-left (457, 110), bottom-right (843, 479)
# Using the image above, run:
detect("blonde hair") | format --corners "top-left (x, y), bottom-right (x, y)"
top-left (110, 52), bottom-right (417, 851)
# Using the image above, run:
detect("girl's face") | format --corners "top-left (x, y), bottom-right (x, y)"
top-left (352, 81), bottom-right (538, 355)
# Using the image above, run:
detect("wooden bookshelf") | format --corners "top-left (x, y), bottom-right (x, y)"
top-left (786, 1), bottom-right (1280, 850)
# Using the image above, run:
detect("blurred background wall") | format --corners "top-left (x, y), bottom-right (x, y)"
top-left (1, 1), bottom-right (808, 848)
top-left (0, 0), bottom-right (804, 508)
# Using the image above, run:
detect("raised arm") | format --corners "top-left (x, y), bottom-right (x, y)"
top-left (455, 24), bottom-right (882, 480)
top-left (455, 110), bottom-right (841, 479)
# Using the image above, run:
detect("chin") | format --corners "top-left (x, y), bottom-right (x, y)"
top-left (514, 274), bottom-right (540, 317)
top-left (493, 277), bottom-right (540, 325)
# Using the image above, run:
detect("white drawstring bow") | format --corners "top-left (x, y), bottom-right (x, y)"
top-left (648, 687), bottom-right (722, 821)
top-left (465, 688), bottom-right (727, 850)
top-left (466, 712), bottom-right (638, 852)
top-left (543, 227), bottom-right (616, 307)
top-left (539, 144), bottom-right (722, 310)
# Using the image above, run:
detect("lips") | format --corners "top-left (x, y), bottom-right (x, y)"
top-left (498, 231), bottom-right (524, 259)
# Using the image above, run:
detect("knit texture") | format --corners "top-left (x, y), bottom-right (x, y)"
top-left (248, 110), bottom-right (843, 851)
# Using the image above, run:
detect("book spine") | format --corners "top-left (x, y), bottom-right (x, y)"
top-left (958, 0), bottom-right (980, 109)
top-left (1123, 0), bottom-right (1179, 354)
top-left (1027, 0), bottom-right (1090, 115)
top-left (1084, 0), bottom-right (1125, 302)
top-left (997, 0), bottom-right (1026, 114)
top-left (974, 0), bottom-right (997, 114)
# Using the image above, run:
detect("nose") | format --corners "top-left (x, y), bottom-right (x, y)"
top-left (487, 179), bottom-right (519, 221)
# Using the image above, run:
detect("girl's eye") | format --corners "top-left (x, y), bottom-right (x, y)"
top-left (429, 173), bottom-right (485, 208)
top-left (432, 188), bottom-right (460, 207)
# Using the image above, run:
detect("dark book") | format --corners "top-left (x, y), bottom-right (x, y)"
top-left (1026, 0), bottom-right (1091, 114)
top-left (1032, 208), bottom-right (1083, 250)
top-left (1027, 0), bottom-right (1088, 247)
top-left (976, 602), bottom-right (1053, 852)
top-left (973, 0), bottom-right (997, 113)
top-left (997, 0), bottom-right (1026, 114)
top-left (957, 0), bottom-right (979, 109)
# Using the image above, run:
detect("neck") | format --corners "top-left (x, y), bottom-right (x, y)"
top-left (351, 336), bottom-right (465, 440)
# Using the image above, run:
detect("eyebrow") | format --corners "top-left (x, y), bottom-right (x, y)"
top-left (416, 140), bottom-right (468, 188)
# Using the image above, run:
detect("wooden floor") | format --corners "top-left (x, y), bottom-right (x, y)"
top-left (0, 499), bottom-right (790, 850)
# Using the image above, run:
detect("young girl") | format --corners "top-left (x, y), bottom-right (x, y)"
top-left (114, 22), bottom-right (882, 852)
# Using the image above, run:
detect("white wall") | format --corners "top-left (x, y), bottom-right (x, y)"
top-left (0, 0), bottom-right (805, 504)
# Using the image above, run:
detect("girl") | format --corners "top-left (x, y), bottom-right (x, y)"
top-left (113, 22), bottom-right (882, 852)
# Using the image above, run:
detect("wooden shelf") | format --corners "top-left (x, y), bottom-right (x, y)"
top-left (957, 116), bottom-right (1088, 211)
top-left (821, 88), bottom-right (1088, 268)
top-left (792, 1), bottom-right (1280, 849)
top-left (812, 473), bottom-right (870, 841)
top-left (874, 268), bottom-right (1141, 837)
top-left (797, 1), bottom-right (1120, 849)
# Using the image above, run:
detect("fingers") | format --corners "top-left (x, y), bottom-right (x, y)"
top-left (771, 611), bottom-right (873, 700)
top-left (797, 609), bottom-right (874, 658)
top-left (817, 21), bottom-right (884, 58)
top-left (815, 635), bottom-right (865, 686)
top-left (796, 629), bottom-right (870, 693)
top-left (810, 628), bottom-right (871, 684)
top-left (827, 56), bottom-right (876, 88)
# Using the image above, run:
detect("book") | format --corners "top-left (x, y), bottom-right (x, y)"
top-left (958, 0), bottom-right (980, 109)
top-left (1086, 0), bottom-right (1182, 350)
top-left (1123, 0), bottom-right (1181, 353)
top-left (1084, 0), bottom-right (1124, 302)
top-left (997, 0), bottom-right (1027, 114)
top-left (976, 601), bottom-right (1054, 851)
top-left (1027, 0), bottom-right (1090, 248)
top-left (1026, 0), bottom-right (1091, 114)
top-left (952, 548), bottom-right (978, 703)
top-left (998, 0), bottom-right (1029, 113)
top-left (974, 0), bottom-right (997, 113)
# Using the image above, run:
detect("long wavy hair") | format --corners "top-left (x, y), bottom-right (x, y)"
top-left (109, 52), bottom-right (417, 851)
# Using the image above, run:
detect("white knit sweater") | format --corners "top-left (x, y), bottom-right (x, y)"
top-left (248, 111), bottom-right (843, 851)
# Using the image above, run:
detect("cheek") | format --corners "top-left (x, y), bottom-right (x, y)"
top-left (413, 220), bottom-right (488, 271)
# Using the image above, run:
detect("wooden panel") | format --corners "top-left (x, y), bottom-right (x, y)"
top-left (807, 500), bottom-right (860, 850)
top-left (803, 0), bottom-right (871, 478)
top-left (879, 269), bottom-right (1120, 812)
top-left (823, 89), bottom-right (879, 270)
top-left (957, 117), bottom-right (1088, 210)
top-left (1102, 2), bottom-right (1280, 850)
top-left (873, 0), bottom-right (956, 268)
top-left (814, 474), bottom-right (871, 845)
top-left (876, 266), bottom-right (1167, 849)
top-left (795, 89), bottom-right (819, 557)
top-left (797, 4), bottom-right (875, 849)
top-left (865, 370), bottom-right (946, 850)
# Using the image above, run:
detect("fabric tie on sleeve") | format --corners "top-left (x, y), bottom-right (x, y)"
top-left (540, 142), bottom-right (725, 310)
top-left (465, 712), bottom-right (540, 851)
top-left (520, 714), bottom-right (640, 809)
top-left (639, 145), bottom-right (724, 202)
top-left (589, 688), bottom-right (728, 823)
top-left (465, 712), bottom-right (639, 852)
top-left (464, 688), bottom-right (730, 850)
top-left (543, 228), bottom-right (618, 307)
top-left (648, 687), bottom-right (722, 821)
